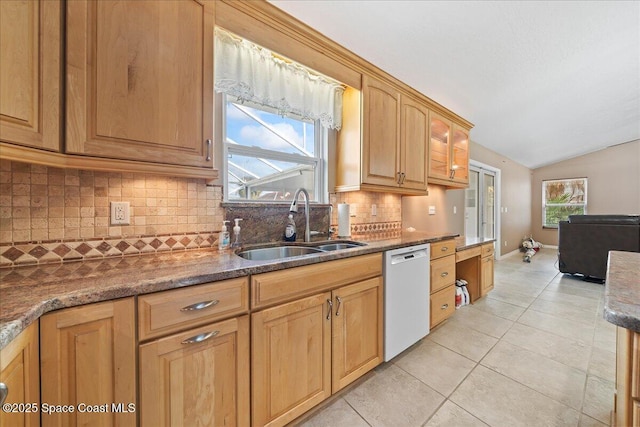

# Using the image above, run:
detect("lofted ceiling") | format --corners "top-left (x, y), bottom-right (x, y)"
top-left (268, 0), bottom-right (640, 169)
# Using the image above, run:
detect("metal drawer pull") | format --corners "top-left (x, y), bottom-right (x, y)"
top-left (205, 139), bottom-right (212, 161)
top-left (180, 299), bottom-right (219, 312)
top-left (441, 304), bottom-right (449, 310)
top-left (0, 383), bottom-right (7, 406)
top-left (326, 299), bottom-right (333, 320)
top-left (335, 296), bottom-right (342, 316)
top-left (441, 247), bottom-right (449, 251)
top-left (440, 272), bottom-right (449, 277)
top-left (181, 331), bottom-right (219, 345)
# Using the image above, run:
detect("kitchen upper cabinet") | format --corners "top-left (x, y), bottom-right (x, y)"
top-left (40, 298), bottom-right (136, 427)
top-left (0, 0), bottom-right (61, 152)
top-left (336, 75), bottom-right (428, 195)
top-left (65, 0), bottom-right (215, 168)
top-left (428, 113), bottom-right (470, 188)
top-left (0, 322), bottom-right (40, 427)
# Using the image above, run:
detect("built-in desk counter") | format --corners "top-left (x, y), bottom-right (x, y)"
top-left (454, 237), bottom-right (496, 303)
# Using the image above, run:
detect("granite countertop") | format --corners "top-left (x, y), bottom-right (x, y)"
top-left (603, 251), bottom-right (640, 333)
top-left (455, 236), bottom-right (496, 251)
top-left (0, 231), bottom-right (460, 350)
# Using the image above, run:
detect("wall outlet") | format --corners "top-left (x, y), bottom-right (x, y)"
top-left (371, 204), bottom-right (377, 216)
top-left (504, 241), bottom-right (508, 247)
top-left (453, 206), bottom-right (457, 214)
top-left (110, 201), bottom-right (130, 225)
top-left (350, 204), bottom-right (357, 217)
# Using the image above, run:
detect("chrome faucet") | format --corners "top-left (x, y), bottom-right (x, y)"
top-left (289, 188), bottom-right (311, 242)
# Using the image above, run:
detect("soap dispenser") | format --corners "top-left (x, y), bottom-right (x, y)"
top-left (218, 220), bottom-right (230, 251)
top-left (284, 214), bottom-right (297, 242)
top-left (231, 218), bottom-right (243, 248)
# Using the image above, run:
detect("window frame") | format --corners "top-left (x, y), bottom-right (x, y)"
top-left (542, 177), bottom-right (588, 229)
top-left (221, 94), bottom-right (328, 203)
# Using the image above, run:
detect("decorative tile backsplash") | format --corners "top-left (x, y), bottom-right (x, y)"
top-left (1, 159), bottom-right (405, 267)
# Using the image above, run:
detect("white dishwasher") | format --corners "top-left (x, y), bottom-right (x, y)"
top-left (384, 243), bottom-right (430, 361)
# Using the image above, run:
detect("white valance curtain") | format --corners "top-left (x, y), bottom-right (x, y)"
top-left (214, 27), bottom-right (344, 130)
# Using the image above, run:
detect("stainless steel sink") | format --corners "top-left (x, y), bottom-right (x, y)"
top-left (316, 242), bottom-right (364, 251)
top-left (235, 246), bottom-right (325, 261)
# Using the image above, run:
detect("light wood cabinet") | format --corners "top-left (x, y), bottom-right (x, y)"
top-left (251, 255), bottom-right (383, 427)
top-left (613, 327), bottom-right (640, 427)
top-left (331, 277), bottom-right (383, 393)
top-left (0, 322), bottom-right (40, 427)
top-left (0, 0), bottom-right (61, 152)
top-left (138, 278), bottom-right (250, 426)
top-left (430, 239), bottom-right (456, 328)
top-left (40, 298), bottom-right (136, 427)
top-left (336, 76), bottom-right (428, 195)
top-left (139, 316), bottom-right (250, 427)
top-left (480, 243), bottom-right (495, 296)
top-left (428, 113), bottom-right (470, 188)
top-left (65, 0), bottom-right (215, 168)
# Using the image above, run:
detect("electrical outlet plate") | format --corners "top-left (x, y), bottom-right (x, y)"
top-left (110, 201), bottom-right (130, 225)
top-left (428, 206), bottom-right (436, 215)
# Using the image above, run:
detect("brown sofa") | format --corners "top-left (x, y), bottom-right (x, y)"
top-left (558, 214), bottom-right (640, 281)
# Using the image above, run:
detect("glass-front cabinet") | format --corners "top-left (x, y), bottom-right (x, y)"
top-left (451, 124), bottom-right (469, 184)
top-left (428, 113), bottom-right (470, 188)
top-left (428, 114), bottom-right (451, 181)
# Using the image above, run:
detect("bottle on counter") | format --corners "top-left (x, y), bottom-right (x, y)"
top-left (231, 218), bottom-right (243, 248)
top-left (218, 220), bottom-right (230, 251)
top-left (284, 214), bottom-right (297, 242)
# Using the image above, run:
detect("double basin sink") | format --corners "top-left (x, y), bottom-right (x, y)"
top-left (236, 241), bottom-right (366, 261)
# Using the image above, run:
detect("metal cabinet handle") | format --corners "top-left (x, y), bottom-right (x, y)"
top-left (0, 383), bottom-right (7, 406)
top-left (396, 172), bottom-right (402, 185)
top-left (441, 304), bottom-right (449, 310)
top-left (441, 246), bottom-right (449, 252)
top-left (335, 296), bottom-right (342, 317)
top-left (326, 299), bottom-right (333, 320)
top-left (440, 271), bottom-right (449, 277)
top-left (180, 299), bottom-right (219, 312)
top-left (400, 172), bottom-right (406, 184)
top-left (181, 330), bottom-right (219, 345)
top-left (205, 139), bottom-right (212, 161)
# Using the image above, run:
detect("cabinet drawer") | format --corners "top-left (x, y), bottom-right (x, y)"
top-left (431, 285), bottom-right (455, 328)
top-left (456, 246), bottom-right (481, 262)
top-left (251, 253), bottom-right (382, 309)
top-left (138, 277), bottom-right (249, 341)
top-left (633, 331), bottom-right (640, 398)
top-left (481, 243), bottom-right (495, 258)
top-left (431, 239), bottom-right (455, 260)
top-left (431, 255), bottom-right (455, 293)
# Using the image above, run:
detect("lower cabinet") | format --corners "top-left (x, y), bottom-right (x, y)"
top-left (0, 322), bottom-right (40, 427)
top-left (613, 326), bottom-right (640, 427)
top-left (430, 285), bottom-right (455, 327)
top-left (480, 243), bottom-right (495, 296)
top-left (251, 258), bottom-right (383, 427)
top-left (139, 316), bottom-right (250, 426)
top-left (40, 298), bottom-right (136, 427)
top-left (430, 239), bottom-right (456, 328)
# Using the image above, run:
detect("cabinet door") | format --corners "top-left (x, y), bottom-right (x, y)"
top-left (480, 255), bottom-right (494, 296)
top-left (252, 293), bottom-right (331, 427)
top-left (40, 298), bottom-right (136, 427)
top-left (139, 316), bottom-right (250, 427)
top-left (0, 323), bottom-right (39, 427)
top-left (362, 75), bottom-right (401, 188)
top-left (428, 113), bottom-right (451, 182)
top-left (400, 96), bottom-right (429, 191)
top-left (66, 0), bottom-right (214, 167)
top-left (451, 124), bottom-right (469, 184)
top-left (0, 0), bottom-right (60, 151)
top-left (332, 277), bottom-right (383, 393)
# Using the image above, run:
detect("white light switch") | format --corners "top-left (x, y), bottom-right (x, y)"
top-left (428, 206), bottom-right (436, 215)
top-left (110, 201), bottom-right (130, 225)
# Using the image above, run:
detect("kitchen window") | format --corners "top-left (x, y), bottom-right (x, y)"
top-left (542, 178), bottom-right (587, 228)
top-left (214, 27), bottom-right (344, 203)
top-left (223, 96), bottom-right (326, 202)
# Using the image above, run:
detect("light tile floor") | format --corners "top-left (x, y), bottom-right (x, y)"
top-left (295, 247), bottom-right (616, 427)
